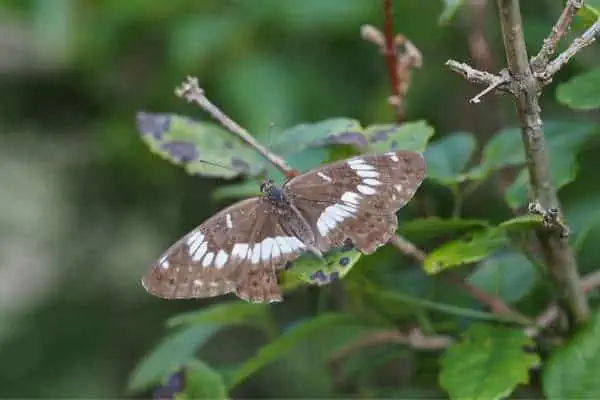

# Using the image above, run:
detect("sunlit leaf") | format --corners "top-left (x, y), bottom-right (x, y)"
top-left (438, 0), bottom-right (466, 25)
top-left (543, 308), bottom-right (600, 399)
top-left (424, 229), bottom-right (508, 274)
top-left (183, 359), bottom-right (228, 400)
top-left (498, 215), bottom-right (543, 232)
top-left (557, 66), bottom-right (600, 110)
top-left (226, 313), bottom-right (362, 389)
top-left (128, 325), bottom-right (220, 393)
top-left (467, 252), bottom-right (538, 304)
top-left (365, 120), bottom-right (434, 153)
top-left (425, 132), bottom-right (477, 185)
top-left (136, 112), bottom-right (264, 179)
top-left (440, 323), bottom-right (540, 400)
top-left (575, 3), bottom-right (600, 30)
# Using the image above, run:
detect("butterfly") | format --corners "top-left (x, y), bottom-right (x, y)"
top-left (141, 150), bottom-right (426, 303)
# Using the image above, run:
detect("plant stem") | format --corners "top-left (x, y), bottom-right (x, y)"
top-left (496, 0), bottom-right (589, 326)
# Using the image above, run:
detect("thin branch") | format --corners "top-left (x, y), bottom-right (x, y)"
top-left (389, 234), bottom-right (426, 262)
top-left (175, 76), bottom-right (298, 178)
top-left (469, 69), bottom-right (511, 103)
top-left (382, 0), bottom-right (403, 122)
top-left (530, 0), bottom-right (584, 72)
top-left (496, 0), bottom-right (589, 326)
top-left (329, 328), bottom-right (454, 366)
top-left (445, 59), bottom-right (500, 86)
top-left (542, 17), bottom-right (600, 81)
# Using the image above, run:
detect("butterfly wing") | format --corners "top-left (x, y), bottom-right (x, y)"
top-left (284, 150), bottom-right (426, 254)
top-left (141, 197), bottom-right (308, 303)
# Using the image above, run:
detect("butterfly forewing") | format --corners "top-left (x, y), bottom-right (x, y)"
top-left (142, 197), bottom-right (307, 303)
top-left (284, 150), bottom-right (426, 254)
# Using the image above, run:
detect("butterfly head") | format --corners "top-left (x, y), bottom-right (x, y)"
top-left (260, 179), bottom-right (286, 204)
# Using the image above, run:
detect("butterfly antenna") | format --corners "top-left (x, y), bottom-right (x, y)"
top-left (197, 159), bottom-right (235, 171)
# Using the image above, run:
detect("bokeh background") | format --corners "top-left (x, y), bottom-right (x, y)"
top-left (2, 0), bottom-right (600, 398)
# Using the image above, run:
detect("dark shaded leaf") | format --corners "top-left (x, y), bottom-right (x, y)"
top-left (399, 217), bottom-right (490, 242)
top-left (440, 323), bottom-right (540, 400)
top-left (425, 132), bottom-right (477, 185)
top-left (128, 325), bottom-right (220, 393)
top-left (226, 313), bottom-right (362, 389)
top-left (467, 252), bottom-right (538, 304)
top-left (498, 215), bottom-right (544, 232)
top-left (167, 301), bottom-right (269, 329)
top-left (543, 308), bottom-right (600, 399)
top-left (556, 66), bottom-right (600, 110)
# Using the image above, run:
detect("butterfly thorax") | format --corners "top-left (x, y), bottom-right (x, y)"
top-left (260, 179), bottom-right (289, 207)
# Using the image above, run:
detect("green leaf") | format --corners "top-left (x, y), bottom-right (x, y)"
top-left (575, 4), bottom-right (600, 32)
top-left (505, 121), bottom-right (599, 208)
top-left (440, 324), bottom-right (540, 400)
top-left (425, 132), bottom-right (477, 185)
top-left (226, 313), bottom-right (361, 389)
top-left (270, 118), bottom-right (364, 154)
top-left (288, 243), bottom-right (362, 285)
top-left (183, 359), bottom-right (228, 400)
top-left (543, 308), bottom-right (600, 399)
top-left (467, 252), bottom-right (537, 304)
top-left (128, 325), bottom-right (220, 393)
top-left (472, 126), bottom-right (525, 177)
top-left (399, 217), bottom-right (490, 242)
top-left (557, 66), bottom-right (600, 110)
top-left (438, 0), bottom-right (466, 25)
top-left (167, 301), bottom-right (269, 328)
top-left (365, 120), bottom-right (435, 154)
top-left (424, 228), bottom-right (508, 274)
top-left (136, 112), bottom-right (264, 179)
top-left (212, 180), bottom-right (262, 201)
top-left (498, 215), bottom-right (544, 232)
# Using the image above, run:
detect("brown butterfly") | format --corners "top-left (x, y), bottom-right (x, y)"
top-left (141, 150), bottom-right (426, 303)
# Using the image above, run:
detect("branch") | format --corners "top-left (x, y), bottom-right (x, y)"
top-left (175, 76), bottom-right (298, 178)
top-left (496, 0), bottom-right (589, 326)
top-left (382, 0), bottom-right (402, 122)
top-left (543, 17), bottom-right (600, 80)
top-left (445, 60), bottom-right (511, 102)
top-left (530, 0), bottom-right (584, 72)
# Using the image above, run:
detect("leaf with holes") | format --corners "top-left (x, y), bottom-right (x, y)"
top-left (288, 242), bottom-right (362, 285)
top-left (440, 323), bottom-right (540, 400)
top-left (136, 112), bottom-right (264, 179)
top-left (467, 252), bottom-right (538, 304)
top-left (425, 132), bottom-right (477, 185)
top-left (365, 120), bottom-right (434, 154)
top-left (557, 67), bottom-right (600, 110)
top-left (543, 308), bottom-right (600, 399)
top-left (424, 228), bottom-right (508, 274)
top-left (127, 325), bottom-right (221, 393)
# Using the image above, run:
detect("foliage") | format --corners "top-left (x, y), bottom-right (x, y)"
top-left (4, 0), bottom-right (600, 399)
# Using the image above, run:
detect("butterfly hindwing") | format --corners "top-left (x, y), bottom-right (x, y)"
top-left (141, 197), bottom-right (308, 302)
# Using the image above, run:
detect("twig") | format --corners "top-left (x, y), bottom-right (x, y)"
top-left (382, 0), bottom-right (403, 122)
top-left (530, 0), bottom-right (584, 72)
top-left (469, 69), bottom-right (511, 103)
top-left (445, 60), bottom-right (510, 92)
top-left (389, 234), bottom-right (426, 262)
top-left (542, 17), bottom-right (600, 81)
top-left (175, 76), bottom-right (298, 178)
top-left (496, 0), bottom-right (589, 326)
top-left (329, 328), bottom-right (454, 366)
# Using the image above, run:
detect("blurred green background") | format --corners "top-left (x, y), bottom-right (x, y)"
top-left (2, 0), bottom-right (600, 398)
